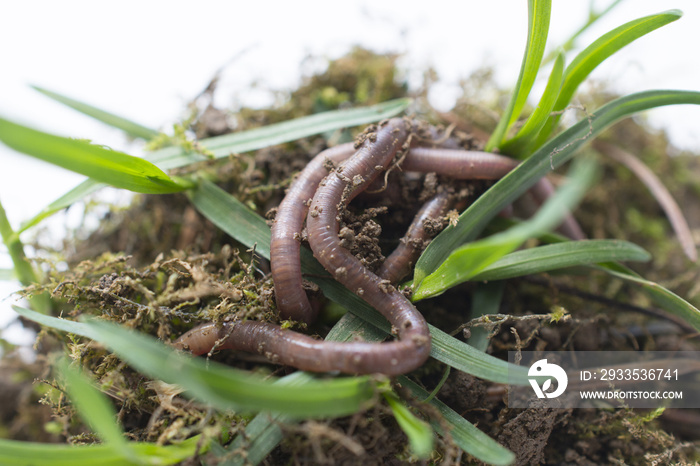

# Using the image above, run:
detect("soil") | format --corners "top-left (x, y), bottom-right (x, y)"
top-left (2, 47), bottom-right (700, 465)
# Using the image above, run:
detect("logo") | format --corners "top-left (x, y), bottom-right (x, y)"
top-left (528, 359), bottom-right (568, 398)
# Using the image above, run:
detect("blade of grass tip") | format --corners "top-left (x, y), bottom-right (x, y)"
top-left (382, 390), bottom-right (434, 460)
top-left (399, 376), bottom-right (515, 466)
top-left (500, 51), bottom-right (564, 156)
top-left (13, 305), bottom-right (99, 339)
top-left (187, 180), bottom-right (531, 384)
top-left (0, 116), bottom-right (187, 194)
top-left (471, 239), bottom-right (650, 282)
top-left (0, 198), bottom-right (38, 288)
top-left (534, 9), bottom-right (682, 148)
top-left (18, 179), bottom-right (103, 234)
top-left (56, 358), bottom-right (137, 463)
top-left (466, 281), bottom-right (505, 352)
top-left (412, 157), bottom-right (596, 300)
top-left (596, 262), bottom-right (700, 331)
top-left (19, 99), bottom-right (410, 234)
top-left (0, 199), bottom-right (51, 314)
top-left (31, 85), bottom-right (160, 141)
top-left (485, 0), bottom-right (552, 151)
top-left (413, 89), bottom-right (700, 287)
top-left (147, 98), bottom-right (412, 169)
top-left (0, 437), bottom-right (202, 466)
top-left (593, 140), bottom-right (697, 262)
top-left (541, 0), bottom-right (625, 65)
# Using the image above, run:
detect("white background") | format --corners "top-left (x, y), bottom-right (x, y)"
top-left (1, 1), bottom-right (699, 344)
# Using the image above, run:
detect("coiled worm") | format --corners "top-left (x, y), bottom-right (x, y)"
top-left (175, 118), bottom-right (585, 374)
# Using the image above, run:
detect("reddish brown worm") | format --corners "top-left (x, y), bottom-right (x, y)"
top-left (270, 143), bottom-right (356, 324)
top-left (302, 118), bottom-right (433, 374)
top-left (178, 119), bottom-right (430, 374)
top-left (376, 190), bottom-right (452, 284)
top-left (175, 121), bottom-right (586, 374)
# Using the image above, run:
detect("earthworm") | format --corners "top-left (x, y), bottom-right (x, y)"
top-left (179, 118), bottom-right (431, 374)
top-left (305, 117), bottom-right (432, 374)
top-left (376, 190), bottom-right (452, 284)
top-left (271, 142), bottom-right (356, 324)
top-left (401, 148), bottom-right (586, 240)
top-left (177, 121), bottom-right (586, 374)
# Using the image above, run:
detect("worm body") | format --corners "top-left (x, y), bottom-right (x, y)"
top-left (177, 120), bottom-right (586, 375)
top-left (377, 190), bottom-right (452, 284)
top-left (305, 118), bottom-right (431, 374)
top-left (270, 143), bottom-right (355, 324)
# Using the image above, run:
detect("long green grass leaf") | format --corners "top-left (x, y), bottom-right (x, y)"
top-left (413, 158), bottom-right (596, 300)
top-left (541, 0), bottom-right (625, 65)
top-left (534, 10), bottom-right (682, 147)
top-left (83, 319), bottom-right (373, 418)
top-left (472, 239), bottom-right (650, 281)
top-left (466, 282), bottom-right (505, 352)
top-left (14, 306), bottom-right (374, 418)
top-left (19, 181), bottom-right (105, 233)
top-left (0, 117), bottom-right (187, 194)
top-left (382, 391), bottom-right (434, 459)
top-left (31, 85), bottom-right (160, 140)
top-left (18, 99), bottom-right (410, 234)
top-left (13, 305), bottom-right (100, 339)
top-left (486, 0), bottom-right (551, 151)
top-left (149, 98), bottom-right (411, 169)
top-left (187, 180), bottom-right (530, 385)
top-left (413, 89), bottom-right (700, 287)
top-left (597, 263), bottom-right (700, 330)
top-left (501, 51), bottom-right (564, 155)
top-left (0, 436), bottom-right (200, 466)
top-left (399, 377), bottom-right (515, 465)
top-left (1, 199), bottom-right (51, 313)
top-left (56, 359), bottom-right (137, 463)
top-left (0, 199), bottom-right (38, 287)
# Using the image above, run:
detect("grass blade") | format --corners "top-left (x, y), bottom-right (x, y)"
top-left (31, 85), bottom-right (160, 141)
top-left (56, 359), bottom-right (136, 462)
top-left (83, 319), bottom-right (374, 418)
top-left (486, 0), bottom-right (551, 151)
top-left (466, 282), bottom-right (505, 352)
top-left (14, 306), bottom-right (374, 418)
top-left (1, 199), bottom-right (50, 313)
top-left (147, 98), bottom-right (412, 170)
top-left (500, 51), bottom-right (564, 155)
top-left (0, 117), bottom-right (187, 194)
top-left (382, 390), bottom-right (434, 459)
top-left (413, 89), bottom-right (700, 287)
top-left (0, 437), bottom-right (201, 466)
top-left (541, 0), bottom-right (625, 65)
top-left (596, 263), bottom-right (700, 331)
top-left (412, 158), bottom-right (596, 300)
top-left (18, 98), bottom-right (410, 234)
top-left (472, 239), bottom-right (650, 281)
top-left (535, 10), bottom-right (682, 147)
top-left (399, 376), bottom-right (515, 466)
top-left (18, 180), bottom-right (103, 233)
